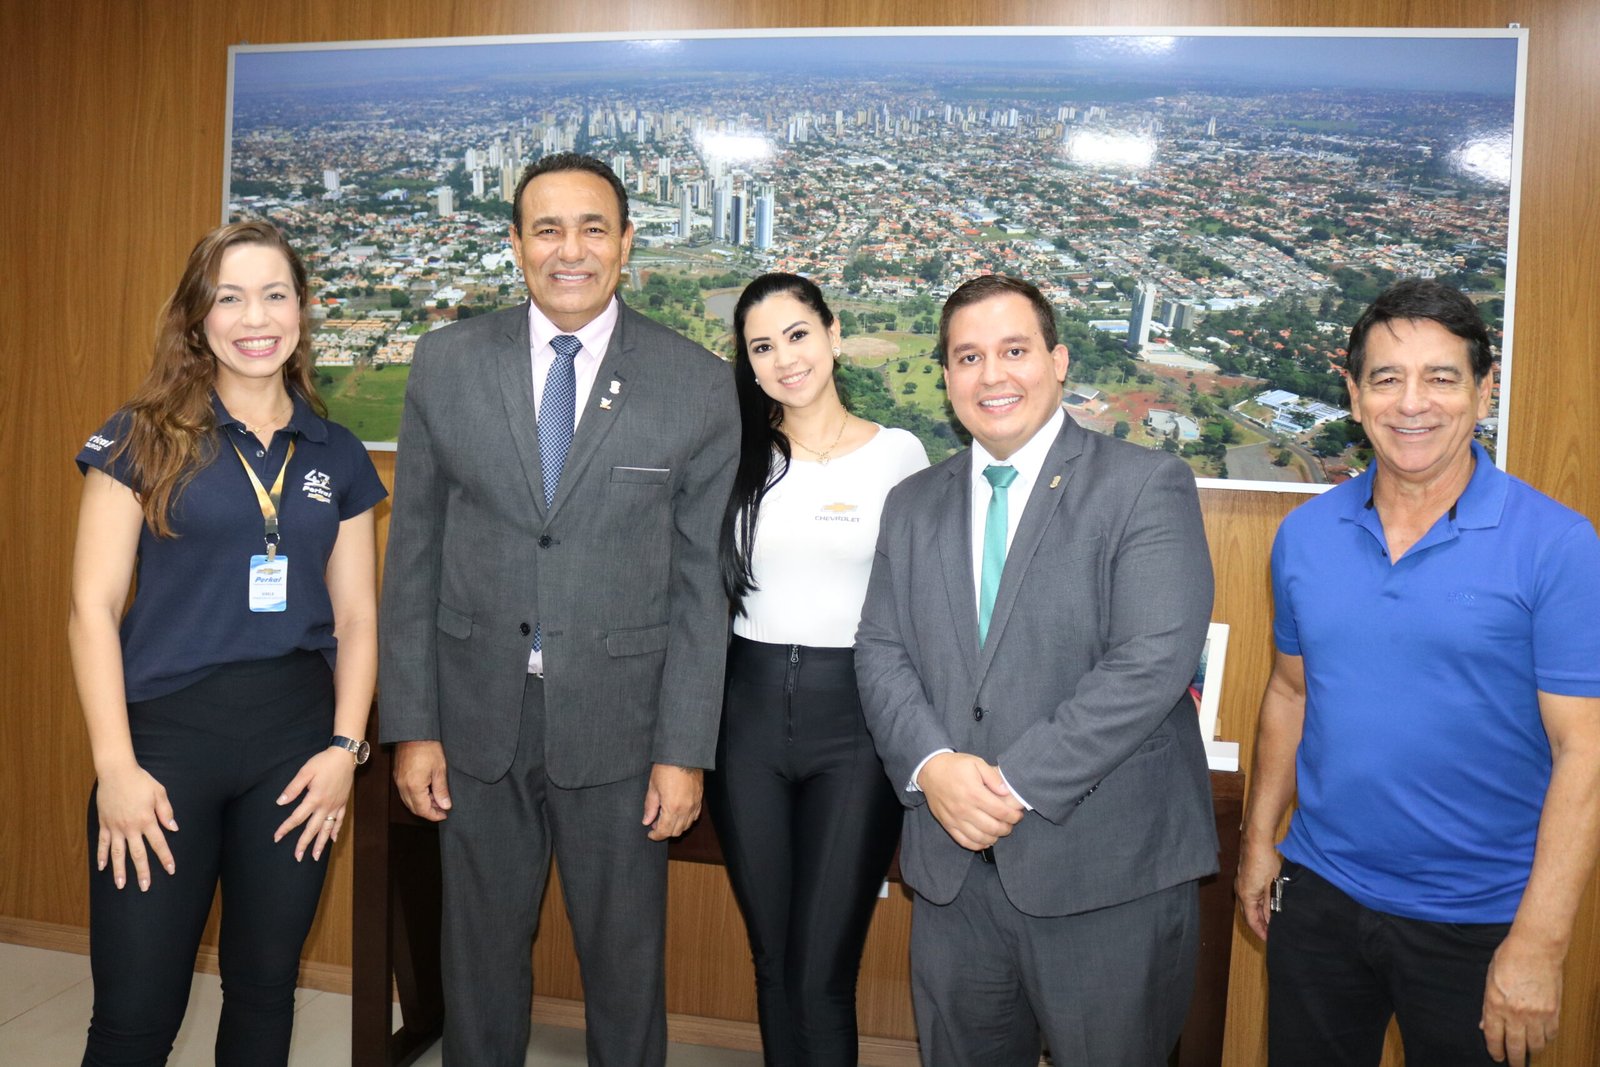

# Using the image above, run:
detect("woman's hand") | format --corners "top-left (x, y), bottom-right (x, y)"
top-left (95, 762), bottom-right (179, 892)
top-left (274, 748), bottom-right (356, 861)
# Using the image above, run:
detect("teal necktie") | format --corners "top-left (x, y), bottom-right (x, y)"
top-left (978, 464), bottom-right (1018, 646)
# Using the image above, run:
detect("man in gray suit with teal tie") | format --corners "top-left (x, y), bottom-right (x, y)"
top-left (378, 154), bottom-right (738, 1065)
top-left (856, 275), bottom-right (1218, 1065)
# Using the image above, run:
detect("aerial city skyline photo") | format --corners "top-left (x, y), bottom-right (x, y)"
top-left (227, 28), bottom-right (1523, 489)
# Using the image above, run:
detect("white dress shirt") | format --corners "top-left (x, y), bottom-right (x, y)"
top-left (527, 297), bottom-right (620, 674)
top-left (911, 407), bottom-right (1066, 808)
top-left (528, 296), bottom-right (619, 429)
top-left (966, 407), bottom-right (1065, 611)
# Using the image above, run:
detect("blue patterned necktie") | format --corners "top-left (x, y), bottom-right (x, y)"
top-left (539, 334), bottom-right (581, 507)
top-left (534, 334), bottom-right (581, 654)
top-left (978, 464), bottom-right (1018, 646)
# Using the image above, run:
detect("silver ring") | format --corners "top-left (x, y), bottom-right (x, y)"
top-left (325, 816), bottom-right (336, 822)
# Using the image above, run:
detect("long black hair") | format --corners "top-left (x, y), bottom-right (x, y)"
top-left (718, 272), bottom-right (838, 611)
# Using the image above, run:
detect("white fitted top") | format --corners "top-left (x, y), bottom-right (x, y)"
top-left (734, 426), bottom-right (929, 648)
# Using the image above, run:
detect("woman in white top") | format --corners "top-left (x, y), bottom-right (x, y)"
top-left (709, 273), bottom-right (929, 1065)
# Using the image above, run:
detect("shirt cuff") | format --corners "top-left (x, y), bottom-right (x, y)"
top-left (998, 767), bottom-right (1033, 811)
top-left (908, 749), bottom-right (955, 792)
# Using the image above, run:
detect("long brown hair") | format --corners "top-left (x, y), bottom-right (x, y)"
top-left (110, 220), bottom-right (326, 537)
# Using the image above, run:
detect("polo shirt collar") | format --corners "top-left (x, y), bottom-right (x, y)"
top-left (1342, 440), bottom-right (1506, 549)
top-left (1450, 441), bottom-right (1507, 530)
top-left (211, 389), bottom-right (330, 444)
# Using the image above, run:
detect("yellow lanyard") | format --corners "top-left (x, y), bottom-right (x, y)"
top-left (231, 439), bottom-right (296, 561)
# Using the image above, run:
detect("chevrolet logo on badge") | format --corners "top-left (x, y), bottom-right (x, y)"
top-left (821, 502), bottom-right (858, 514)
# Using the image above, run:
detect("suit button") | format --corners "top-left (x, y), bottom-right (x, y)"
top-left (519, 622), bottom-right (531, 636)
top-left (538, 535), bottom-right (552, 548)
top-left (973, 706), bottom-right (984, 722)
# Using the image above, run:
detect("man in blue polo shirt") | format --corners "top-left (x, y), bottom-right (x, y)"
top-left (1236, 279), bottom-right (1600, 1067)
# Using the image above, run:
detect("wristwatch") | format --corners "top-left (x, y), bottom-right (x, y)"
top-left (329, 735), bottom-right (371, 765)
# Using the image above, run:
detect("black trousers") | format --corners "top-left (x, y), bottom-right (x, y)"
top-left (1267, 859), bottom-right (1508, 1066)
top-left (705, 637), bottom-right (903, 1067)
top-left (84, 652), bottom-right (334, 1067)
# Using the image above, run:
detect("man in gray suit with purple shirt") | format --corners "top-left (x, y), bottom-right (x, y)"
top-left (378, 153), bottom-right (738, 1066)
top-left (856, 275), bottom-right (1217, 1065)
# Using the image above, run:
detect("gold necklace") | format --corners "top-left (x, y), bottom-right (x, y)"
top-left (788, 411), bottom-right (849, 465)
top-left (242, 399), bottom-right (293, 436)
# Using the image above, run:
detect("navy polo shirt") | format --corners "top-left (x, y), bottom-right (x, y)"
top-left (77, 392), bottom-right (387, 703)
top-left (1272, 442), bottom-right (1600, 922)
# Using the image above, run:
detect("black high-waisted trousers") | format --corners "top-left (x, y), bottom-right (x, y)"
top-left (706, 636), bottom-right (903, 1066)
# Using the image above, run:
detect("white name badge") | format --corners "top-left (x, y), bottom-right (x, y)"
top-left (249, 554), bottom-right (289, 612)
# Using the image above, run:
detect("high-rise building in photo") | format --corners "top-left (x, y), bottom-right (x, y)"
top-left (1127, 282), bottom-right (1156, 353)
top-left (1159, 298), bottom-right (1198, 332)
top-left (437, 187), bottom-right (455, 217)
top-left (754, 189), bottom-right (775, 251)
top-left (712, 182), bottom-right (731, 243)
top-left (679, 187), bottom-right (693, 239)
top-left (1159, 298), bottom-right (1197, 333)
top-left (730, 192), bottom-right (747, 247)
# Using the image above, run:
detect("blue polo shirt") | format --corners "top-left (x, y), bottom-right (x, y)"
top-left (1273, 442), bottom-right (1600, 922)
top-left (77, 393), bottom-right (386, 703)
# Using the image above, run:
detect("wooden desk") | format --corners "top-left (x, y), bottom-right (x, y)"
top-left (351, 737), bottom-right (443, 1067)
top-left (352, 740), bottom-right (1244, 1067)
top-left (1185, 769), bottom-right (1245, 1067)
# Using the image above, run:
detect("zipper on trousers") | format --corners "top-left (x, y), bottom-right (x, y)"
top-left (784, 645), bottom-right (801, 741)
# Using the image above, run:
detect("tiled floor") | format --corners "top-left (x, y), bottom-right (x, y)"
top-left (0, 942), bottom-right (761, 1065)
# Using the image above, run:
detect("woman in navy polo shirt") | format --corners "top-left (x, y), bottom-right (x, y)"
top-left (69, 220), bottom-right (385, 1065)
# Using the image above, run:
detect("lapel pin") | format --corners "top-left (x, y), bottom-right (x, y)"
top-left (599, 397), bottom-right (613, 411)
top-left (608, 379), bottom-right (621, 395)
top-left (1049, 475), bottom-right (1062, 489)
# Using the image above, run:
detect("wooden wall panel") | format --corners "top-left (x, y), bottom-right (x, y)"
top-left (4, 1), bottom-right (1596, 1062)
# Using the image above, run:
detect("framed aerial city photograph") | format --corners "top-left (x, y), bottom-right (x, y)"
top-left (225, 26), bottom-right (1527, 492)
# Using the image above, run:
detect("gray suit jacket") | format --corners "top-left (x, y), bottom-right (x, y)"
top-left (856, 417), bottom-right (1219, 917)
top-left (378, 301), bottom-right (739, 787)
